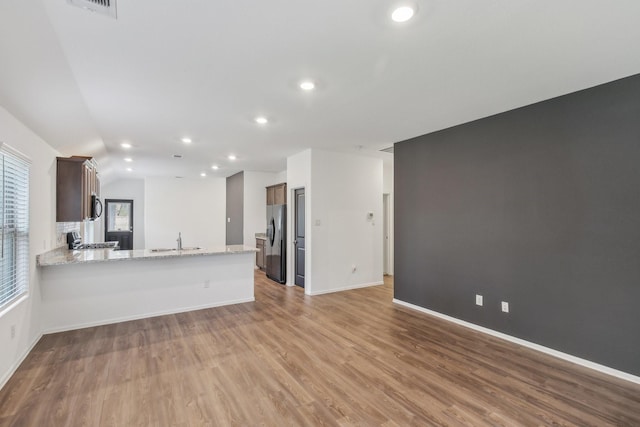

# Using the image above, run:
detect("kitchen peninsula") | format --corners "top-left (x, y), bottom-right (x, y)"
top-left (37, 245), bottom-right (257, 333)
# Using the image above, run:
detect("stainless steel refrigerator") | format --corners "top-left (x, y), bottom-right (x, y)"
top-left (266, 204), bottom-right (286, 283)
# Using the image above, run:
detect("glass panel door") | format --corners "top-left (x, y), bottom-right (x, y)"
top-left (105, 199), bottom-right (134, 250)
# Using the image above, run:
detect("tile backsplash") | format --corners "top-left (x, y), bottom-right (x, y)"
top-left (56, 222), bottom-right (81, 247)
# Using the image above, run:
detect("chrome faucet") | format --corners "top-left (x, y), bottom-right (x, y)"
top-left (177, 232), bottom-right (182, 250)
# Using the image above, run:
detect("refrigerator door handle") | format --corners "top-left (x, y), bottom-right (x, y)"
top-left (269, 218), bottom-right (276, 246)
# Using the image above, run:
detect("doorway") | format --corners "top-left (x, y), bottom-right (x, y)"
top-left (383, 194), bottom-right (390, 275)
top-left (105, 199), bottom-right (134, 250)
top-left (294, 188), bottom-right (305, 287)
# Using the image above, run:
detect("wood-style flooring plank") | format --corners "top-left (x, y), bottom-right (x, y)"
top-left (1, 271), bottom-right (639, 426)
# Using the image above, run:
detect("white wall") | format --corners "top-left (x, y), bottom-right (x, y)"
top-left (144, 177), bottom-right (226, 249)
top-left (98, 178), bottom-right (145, 249)
top-left (286, 150), bottom-right (312, 288)
top-left (308, 150), bottom-right (384, 295)
top-left (0, 106), bottom-right (59, 388)
top-left (243, 171), bottom-right (277, 245)
top-left (286, 149), bottom-right (384, 295)
top-left (275, 169), bottom-right (287, 183)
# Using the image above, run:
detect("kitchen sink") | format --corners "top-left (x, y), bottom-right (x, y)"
top-left (150, 247), bottom-right (203, 252)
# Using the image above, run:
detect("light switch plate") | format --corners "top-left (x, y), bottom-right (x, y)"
top-left (475, 295), bottom-right (483, 306)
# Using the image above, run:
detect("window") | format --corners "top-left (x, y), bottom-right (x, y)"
top-left (0, 144), bottom-right (30, 311)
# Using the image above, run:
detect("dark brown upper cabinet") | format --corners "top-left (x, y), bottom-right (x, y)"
top-left (56, 156), bottom-right (100, 222)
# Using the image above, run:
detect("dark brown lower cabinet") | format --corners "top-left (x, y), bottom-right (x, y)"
top-left (256, 238), bottom-right (266, 270)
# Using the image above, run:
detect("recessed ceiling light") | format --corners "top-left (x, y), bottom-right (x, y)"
top-left (228, 154), bottom-right (237, 161)
top-left (200, 172), bottom-right (207, 177)
top-left (255, 117), bottom-right (268, 125)
top-left (121, 142), bottom-right (132, 149)
top-left (126, 168), bottom-right (133, 172)
top-left (124, 157), bottom-right (133, 162)
top-left (300, 80), bottom-right (315, 91)
top-left (391, 6), bottom-right (415, 22)
top-left (181, 137), bottom-right (192, 144)
top-left (211, 165), bottom-right (219, 170)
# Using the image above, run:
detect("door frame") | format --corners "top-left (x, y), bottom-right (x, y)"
top-left (288, 186), bottom-right (308, 291)
top-left (293, 187), bottom-right (305, 288)
top-left (383, 192), bottom-right (394, 276)
top-left (104, 198), bottom-right (134, 250)
top-left (383, 193), bottom-right (390, 275)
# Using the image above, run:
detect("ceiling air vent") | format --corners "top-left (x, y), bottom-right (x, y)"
top-left (67, 0), bottom-right (117, 19)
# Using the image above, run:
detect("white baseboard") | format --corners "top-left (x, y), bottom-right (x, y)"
top-left (308, 281), bottom-right (383, 296)
top-left (43, 297), bottom-right (255, 334)
top-left (0, 332), bottom-right (43, 391)
top-left (393, 299), bottom-right (640, 385)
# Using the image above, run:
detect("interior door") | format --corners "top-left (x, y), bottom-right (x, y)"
top-left (294, 188), bottom-right (305, 287)
top-left (105, 199), bottom-right (134, 250)
top-left (383, 194), bottom-right (390, 275)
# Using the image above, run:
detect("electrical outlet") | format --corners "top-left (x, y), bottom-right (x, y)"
top-left (10, 325), bottom-right (16, 339)
top-left (204, 280), bottom-right (210, 289)
top-left (351, 264), bottom-right (357, 273)
top-left (501, 301), bottom-right (509, 313)
top-left (475, 295), bottom-right (483, 306)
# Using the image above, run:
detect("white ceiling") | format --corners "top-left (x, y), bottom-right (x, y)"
top-left (1, 0), bottom-right (640, 182)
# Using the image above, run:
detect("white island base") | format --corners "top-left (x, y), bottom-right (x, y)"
top-left (39, 247), bottom-right (256, 333)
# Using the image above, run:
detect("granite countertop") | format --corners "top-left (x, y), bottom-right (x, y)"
top-left (37, 245), bottom-right (258, 267)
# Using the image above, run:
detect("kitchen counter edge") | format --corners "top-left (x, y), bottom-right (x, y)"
top-left (37, 245), bottom-right (258, 267)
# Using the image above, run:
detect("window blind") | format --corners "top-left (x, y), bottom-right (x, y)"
top-left (0, 144), bottom-right (30, 310)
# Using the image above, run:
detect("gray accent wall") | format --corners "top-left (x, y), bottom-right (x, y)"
top-left (394, 74), bottom-right (640, 376)
top-left (226, 171), bottom-right (244, 245)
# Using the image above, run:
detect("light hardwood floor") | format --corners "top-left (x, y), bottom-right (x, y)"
top-left (1, 271), bottom-right (639, 426)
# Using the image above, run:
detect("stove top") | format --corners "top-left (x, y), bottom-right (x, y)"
top-left (77, 242), bottom-right (119, 250)
top-left (67, 231), bottom-right (119, 250)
